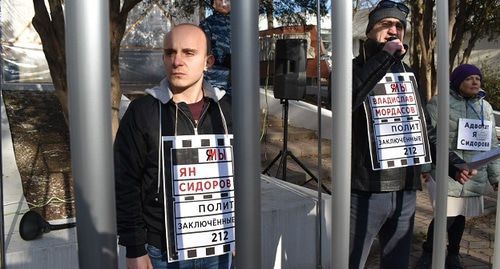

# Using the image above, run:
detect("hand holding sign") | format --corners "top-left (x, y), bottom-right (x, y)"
top-left (454, 168), bottom-right (477, 185)
top-left (454, 147), bottom-right (500, 171)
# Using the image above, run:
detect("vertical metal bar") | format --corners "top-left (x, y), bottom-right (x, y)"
top-left (494, 188), bottom-right (500, 268)
top-left (0, 1), bottom-right (6, 266)
top-left (432, 1), bottom-right (450, 269)
top-left (331, 0), bottom-right (352, 268)
top-left (282, 101), bottom-right (288, 180)
top-left (315, 0), bottom-right (323, 268)
top-left (65, 1), bottom-right (117, 268)
top-left (231, 0), bottom-right (261, 268)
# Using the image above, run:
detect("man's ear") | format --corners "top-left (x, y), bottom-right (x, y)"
top-left (205, 55), bottom-right (215, 70)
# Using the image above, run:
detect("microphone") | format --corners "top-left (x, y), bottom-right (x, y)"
top-left (387, 36), bottom-right (402, 57)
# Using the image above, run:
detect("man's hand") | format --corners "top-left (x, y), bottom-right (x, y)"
top-left (382, 37), bottom-right (406, 56)
top-left (126, 255), bottom-right (153, 269)
top-left (455, 169), bottom-right (477, 185)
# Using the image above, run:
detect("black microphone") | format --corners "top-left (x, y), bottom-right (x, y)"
top-left (387, 36), bottom-right (402, 57)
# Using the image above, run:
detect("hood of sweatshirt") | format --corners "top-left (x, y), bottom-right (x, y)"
top-left (144, 78), bottom-right (227, 104)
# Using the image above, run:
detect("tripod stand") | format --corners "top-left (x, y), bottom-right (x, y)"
top-left (262, 99), bottom-right (331, 194)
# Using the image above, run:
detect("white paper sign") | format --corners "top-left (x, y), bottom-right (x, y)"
top-left (364, 72), bottom-right (432, 170)
top-left (457, 118), bottom-right (492, 151)
top-left (162, 134), bottom-right (235, 262)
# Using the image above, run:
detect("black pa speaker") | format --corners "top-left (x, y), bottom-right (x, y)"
top-left (273, 39), bottom-right (307, 100)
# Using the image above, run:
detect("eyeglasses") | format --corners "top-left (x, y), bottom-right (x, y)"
top-left (375, 0), bottom-right (409, 16)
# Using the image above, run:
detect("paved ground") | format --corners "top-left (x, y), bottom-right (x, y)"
top-left (366, 183), bottom-right (498, 269)
top-left (262, 113), bottom-right (499, 269)
top-left (419, 187), bottom-right (496, 269)
top-left (294, 166), bottom-right (498, 269)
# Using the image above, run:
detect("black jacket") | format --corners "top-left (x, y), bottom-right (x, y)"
top-left (351, 39), bottom-right (463, 192)
top-left (114, 79), bottom-right (232, 258)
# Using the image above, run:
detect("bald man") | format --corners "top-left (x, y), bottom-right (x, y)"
top-left (115, 24), bottom-right (233, 269)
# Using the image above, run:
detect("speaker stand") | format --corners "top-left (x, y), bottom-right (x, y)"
top-left (263, 99), bottom-right (331, 194)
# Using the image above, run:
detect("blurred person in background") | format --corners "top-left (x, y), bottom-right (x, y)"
top-left (200, 0), bottom-right (232, 93)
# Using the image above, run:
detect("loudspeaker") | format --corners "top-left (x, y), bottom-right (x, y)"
top-left (273, 39), bottom-right (307, 100)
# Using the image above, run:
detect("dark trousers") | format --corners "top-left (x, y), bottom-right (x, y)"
top-left (422, 215), bottom-right (466, 255)
top-left (349, 190), bottom-right (416, 269)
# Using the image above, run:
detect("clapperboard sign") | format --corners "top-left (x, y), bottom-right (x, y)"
top-left (363, 72), bottom-right (432, 170)
top-left (162, 134), bottom-right (235, 262)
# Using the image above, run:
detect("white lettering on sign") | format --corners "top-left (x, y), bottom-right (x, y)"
top-left (457, 118), bottom-right (492, 151)
top-left (369, 93), bottom-right (415, 107)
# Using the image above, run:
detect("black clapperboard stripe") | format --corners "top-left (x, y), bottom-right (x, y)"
top-left (380, 156), bottom-right (427, 169)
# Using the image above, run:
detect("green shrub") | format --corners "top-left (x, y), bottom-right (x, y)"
top-left (481, 63), bottom-right (500, 110)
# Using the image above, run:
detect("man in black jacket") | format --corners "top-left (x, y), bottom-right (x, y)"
top-left (115, 24), bottom-right (233, 269)
top-left (349, 1), bottom-right (474, 268)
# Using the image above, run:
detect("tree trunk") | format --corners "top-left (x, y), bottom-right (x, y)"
top-left (449, 0), bottom-right (469, 70)
top-left (110, 33), bottom-right (123, 141)
top-left (33, 0), bottom-right (143, 141)
top-left (110, 12), bottom-right (126, 141)
top-left (198, 0), bottom-right (206, 21)
top-left (261, 0), bottom-right (274, 29)
top-left (109, 0), bottom-right (142, 140)
top-left (448, 0), bottom-right (457, 43)
top-left (410, 0), bottom-right (437, 100)
top-left (460, 33), bottom-right (480, 64)
top-left (410, 2), bottom-right (421, 75)
top-left (32, 0), bottom-right (69, 124)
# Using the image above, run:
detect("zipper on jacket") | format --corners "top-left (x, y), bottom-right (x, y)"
top-left (176, 101), bottom-right (211, 136)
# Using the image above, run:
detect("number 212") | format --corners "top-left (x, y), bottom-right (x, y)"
top-left (212, 231), bottom-right (228, 242)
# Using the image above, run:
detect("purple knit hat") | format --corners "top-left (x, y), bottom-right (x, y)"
top-left (450, 64), bottom-right (482, 91)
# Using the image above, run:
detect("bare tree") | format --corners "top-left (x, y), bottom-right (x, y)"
top-left (33, 0), bottom-right (146, 139)
top-left (409, 0), bottom-right (436, 100)
top-left (110, 0), bottom-right (144, 139)
top-left (32, 0), bottom-right (68, 122)
top-left (32, 0), bottom-right (329, 137)
top-left (261, 0), bottom-right (275, 29)
top-left (410, 0), bottom-right (500, 100)
top-left (449, 0), bottom-right (499, 69)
